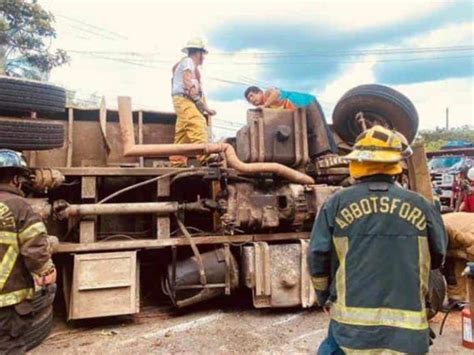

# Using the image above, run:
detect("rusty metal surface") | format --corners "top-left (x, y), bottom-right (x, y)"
top-left (31, 168), bottom-right (65, 191)
top-left (163, 248), bottom-right (239, 308)
top-left (53, 232), bottom-right (310, 253)
top-left (242, 242), bottom-right (316, 308)
top-left (66, 251), bottom-right (139, 320)
top-left (222, 183), bottom-right (316, 231)
top-left (236, 108), bottom-right (310, 167)
top-left (118, 97), bottom-right (314, 185)
top-left (59, 201), bottom-right (209, 217)
top-left (28, 111), bottom-right (175, 168)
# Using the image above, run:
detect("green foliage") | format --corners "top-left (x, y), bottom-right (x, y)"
top-left (0, 0), bottom-right (69, 79)
top-left (419, 126), bottom-right (474, 151)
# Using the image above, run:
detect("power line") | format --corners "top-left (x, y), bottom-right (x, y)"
top-left (59, 23), bottom-right (120, 41)
top-left (64, 45), bottom-right (474, 59)
top-left (67, 49), bottom-right (474, 66)
top-left (56, 14), bottom-right (128, 40)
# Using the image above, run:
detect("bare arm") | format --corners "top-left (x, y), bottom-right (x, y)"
top-left (182, 70), bottom-right (200, 99)
top-left (262, 88), bottom-right (281, 107)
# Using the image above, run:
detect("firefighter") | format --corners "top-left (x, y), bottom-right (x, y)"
top-left (170, 37), bottom-right (217, 167)
top-left (244, 86), bottom-right (338, 163)
top-left (308, 126), bottom-right (447, 354)
top-left (0, 149), bottom-right (56, 354)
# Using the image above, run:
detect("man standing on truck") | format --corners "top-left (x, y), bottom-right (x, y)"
top-left (308, 126), bottom-right (447, 354)
top-left (244, 86), bottom-right (338, 163)
top-left (0, 150), bottom-right (56, 353)
top-left (170, 38), bottom-right (217, 167)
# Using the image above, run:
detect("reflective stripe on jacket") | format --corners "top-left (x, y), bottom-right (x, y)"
top-left (308, 175), bottom-right (447, 354)
top-left (0, 184), bottom-right (53, 307)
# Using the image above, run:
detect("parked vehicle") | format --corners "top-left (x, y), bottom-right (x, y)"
top-left (428, 144), bottom-right (474, 211)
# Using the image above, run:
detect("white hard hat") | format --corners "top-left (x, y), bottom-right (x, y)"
top-left (182, 38), bottom-right (208, 54)
top-left (467, 167), bottom-right (474, 181)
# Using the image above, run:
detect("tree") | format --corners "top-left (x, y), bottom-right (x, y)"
top-left (0, 0), bottom-right (69, 79)
top-left (419, 127), bottom-right (474, 151)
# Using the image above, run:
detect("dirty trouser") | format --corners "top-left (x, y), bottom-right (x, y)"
top-left (0, 306), bottom-right (31, 355)
top-left (447, 258), bottom-right (468, 302)
top-left (306, 101), bottom-right (338, 159)
top-left (170, 96), bottom-right (209, 167)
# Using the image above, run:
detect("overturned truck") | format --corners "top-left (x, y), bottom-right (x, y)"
top-left (0, 77), bottom-right (444, 321)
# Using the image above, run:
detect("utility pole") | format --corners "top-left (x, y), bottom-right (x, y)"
top-left (445, 107), bottom-right (449, 130)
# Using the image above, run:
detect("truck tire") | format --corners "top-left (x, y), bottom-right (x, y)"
top-left (0, 117), bottom-right (64, 150)
top-left (428, 269), bottom-right (446, 320)
top-left (332, 84), bottom-right (419, 145)
top-left (23, 305), bottom-right (54, 351)
top-left (0, 76), bottom-right (66, 113)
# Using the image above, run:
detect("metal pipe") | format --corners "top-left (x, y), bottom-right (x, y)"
top-left (63, 202), bottom-right (183, 217)
top-left (118, 97), bottom-right (314, 185)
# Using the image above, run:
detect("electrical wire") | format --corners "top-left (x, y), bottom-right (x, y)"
top-left (56, 14), bottom-right (127, 40)
top-left (97, 168), bottom-right (197, 204)
top-left (65, 45), bottom-right (474, 59)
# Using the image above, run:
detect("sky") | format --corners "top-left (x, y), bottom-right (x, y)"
top-left (40, 0), bottom-right (473, 138)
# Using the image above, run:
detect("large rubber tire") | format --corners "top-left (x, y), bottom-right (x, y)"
top-left (332, 84), bottom-right (419, 145)
top-left (428, 269), bottom-right (446, 320)
top-left (23, 305), bottom-right (54, 351)
top-left (0, 76), bottom-right (66, 113)
top-left (0, 117), bottom-right (64, 150)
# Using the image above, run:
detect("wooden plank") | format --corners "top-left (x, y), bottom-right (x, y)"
top-left (66, 108), bottom-right (74, 167)
top-left (138, 111), bottom-right (144, 167)
top-left (79, 220), bottom-right (96, 244)
top-left (157, 175), bottom-right (170, 197)
top-left (407, 143), bottom-right (434, 202)
top-left (55, 232), bottom-right (309, 253)
top-left (70, 251), bottom-right (138, 319)
top-left (81, 176), bottom-right (97, 200)
top-left (156, 217), bottom-right (170, 239)
top-left (99, 97), bottom-right (111, 155)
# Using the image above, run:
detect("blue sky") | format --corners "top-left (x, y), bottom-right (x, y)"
top-left (42, 0), bottom-right (473, 133)
top-left (208, 0), bottom-right (473, 99)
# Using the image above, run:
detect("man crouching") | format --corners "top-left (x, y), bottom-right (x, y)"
top-left (0, 149), bottom-right (56, 354)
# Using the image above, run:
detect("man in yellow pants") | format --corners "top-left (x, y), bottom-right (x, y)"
top-left (170, 38), bottom-right (216, 167)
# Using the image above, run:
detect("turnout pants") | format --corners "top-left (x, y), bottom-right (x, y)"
top-left (170, 96), bottom-right (209, 167)
top-left (306, 101), bottom-right (338, 158)
top-left (0, 306), bottom-right (31, 355)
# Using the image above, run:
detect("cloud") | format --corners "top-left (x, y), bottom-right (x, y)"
top-left (315, 58), bottom-right (473, 130)
top-left (208, 0), bottom-right (472, 100)
top-left (373, 21), bottom-right (474, 84)
top-left (393, 78), bottom-right (474, 130)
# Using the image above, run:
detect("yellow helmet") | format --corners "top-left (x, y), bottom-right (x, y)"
top-left (182, 38), bottom-right (208, 54)
top-left (345, 125), bottom-right (413, 163)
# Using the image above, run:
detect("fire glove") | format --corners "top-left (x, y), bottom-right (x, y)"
top-left (316, 290), bottom-right (330, 308)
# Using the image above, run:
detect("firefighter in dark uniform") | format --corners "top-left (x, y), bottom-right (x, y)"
top-left (0, 149), bottom-right (56, 354)
top-left (308, 126), bottom-right (447, 354)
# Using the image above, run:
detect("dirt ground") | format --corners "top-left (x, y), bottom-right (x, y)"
top-left (31, 296), bottom-right (471, 355)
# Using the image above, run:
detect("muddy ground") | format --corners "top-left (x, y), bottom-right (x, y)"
top-left (32, 295), bottom-right (470, 354)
